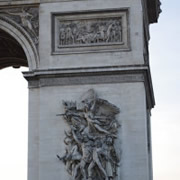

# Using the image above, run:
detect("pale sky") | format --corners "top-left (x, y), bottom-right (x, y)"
top-left (150, 0), bottom-right (180, 179)
top-left (0, 0), bottom-right (180, 180)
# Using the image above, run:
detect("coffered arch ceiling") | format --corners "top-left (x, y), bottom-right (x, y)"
top-left (0, 29), bottom-right (28, 69)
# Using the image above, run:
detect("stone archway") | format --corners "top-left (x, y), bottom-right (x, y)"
top-left (0, 14), bottom-right (36, 180)
top-left (0, 9), bottom-right (39, 180)
top-left (0, 16), bottom-right (39, 70)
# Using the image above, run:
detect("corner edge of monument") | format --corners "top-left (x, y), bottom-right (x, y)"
top-left (147, 0), bottom-right (162, 24)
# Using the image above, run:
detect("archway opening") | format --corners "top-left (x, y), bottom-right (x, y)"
top-left (0, 28), bottom-right (28, 180)
top-left (0, 29), bottom-right (28, 69)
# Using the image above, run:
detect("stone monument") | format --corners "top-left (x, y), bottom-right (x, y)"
top-left (0, 0), bottom-right (161, 180)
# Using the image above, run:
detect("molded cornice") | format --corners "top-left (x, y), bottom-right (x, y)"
top-left (147, 0), bottom-right (161, 23)
top-left (23, 65), bottom-right (155, 109)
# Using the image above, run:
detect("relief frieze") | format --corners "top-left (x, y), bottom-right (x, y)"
top-left (52, 9), bottom-right (129, 54)
top-left (58, 18), bottom-right (123, 47)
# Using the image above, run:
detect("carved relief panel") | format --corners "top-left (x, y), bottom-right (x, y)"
top-left (52, 9), bottom-right (129, 54)
top-left (57, 89), bottom-right (121, 180)
top-left (0, 7), bottom-right (39, 46)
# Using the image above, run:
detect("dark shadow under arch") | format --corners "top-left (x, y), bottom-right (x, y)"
top-left (0, 29), bottom-right (28, 69)
top-left (0, 16), bottom-right (39, 70)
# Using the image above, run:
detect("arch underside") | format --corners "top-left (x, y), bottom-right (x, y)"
top-left (0, 29), bottom-right (28, 69)
top-left (0, 15), bottom-right (39, 70)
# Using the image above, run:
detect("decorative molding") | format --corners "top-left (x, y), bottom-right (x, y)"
top-left (23, 67), bottom-right (145, 88)
top-left (0, 7), bottom-right (39, 47)
top-left (29, 74), bottom-right (144, 87)
top-left (0, 0), bottom-right (40, 6)
top-left (52, 9), bottom-right (129, 54)
top-left (57, 89), bottom-right (120, 180)
top-left (23, 65), bottom-right (155, 109)
top-left (23, 66), bottom-right (147, 87)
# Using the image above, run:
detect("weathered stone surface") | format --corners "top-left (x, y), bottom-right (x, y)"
top-left (28, 83), bottom-right (149, 180)
top-left (0, 1), bottom-right (160, 180)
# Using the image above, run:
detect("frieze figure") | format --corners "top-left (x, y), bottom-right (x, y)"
top-left (57, 89), bottom-right (121, 180)
top-left (59, 28), bottom-right (66, 45)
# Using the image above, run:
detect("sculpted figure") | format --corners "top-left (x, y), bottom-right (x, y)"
top-left (6, 9), bottom-right (36, 36)
top-left (5, 8), bottom-right (38, 44)
top-left (59, 28), bottom-right (66, 45)
top-left (57, 89), bottom-right (120, 180)
top-left (57, 132), bottom-right (81, 176)
top-left (88, 139), bottom-right (108, 180)
top-left (72, 131), bottom-right (94, 180)
top-left (79, 89), bottom-right (119, 137)
top-left (115, 21), bottom-right (122, 42)
top-left (103, 137), bottom-right (119, 179)
top-left (106, 23), bottom-right (117, 42)
top-left (76, 33), bottom-right (94, 44)
top-left (7, 9), bottom-right (33, 28)
top-left (95, 25), bottom-right (106, 43)
top-left (84, 111), bottom-right (111, 135)
top-left (66, 27), bottom-right (74, 45)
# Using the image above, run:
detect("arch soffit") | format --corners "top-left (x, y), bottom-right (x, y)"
top-left (0, 16), bottom-right (39, 71)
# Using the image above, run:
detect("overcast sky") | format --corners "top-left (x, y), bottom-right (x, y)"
top-left (0, 1), bottom-right (180, 180)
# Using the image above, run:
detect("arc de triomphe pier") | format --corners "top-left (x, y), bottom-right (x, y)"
top-left (0, 1), bottom-right (160, 180)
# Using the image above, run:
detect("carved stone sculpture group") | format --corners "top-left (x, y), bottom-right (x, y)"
top-left (58, 18), bottom-right (122, 47)
top-left (0, 7), bottom-right (39, 45)
top-left (57, 89), bottom-right (120, 180)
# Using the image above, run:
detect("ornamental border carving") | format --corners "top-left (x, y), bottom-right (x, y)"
top-left (52, 8), bottom-right (130, 55)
